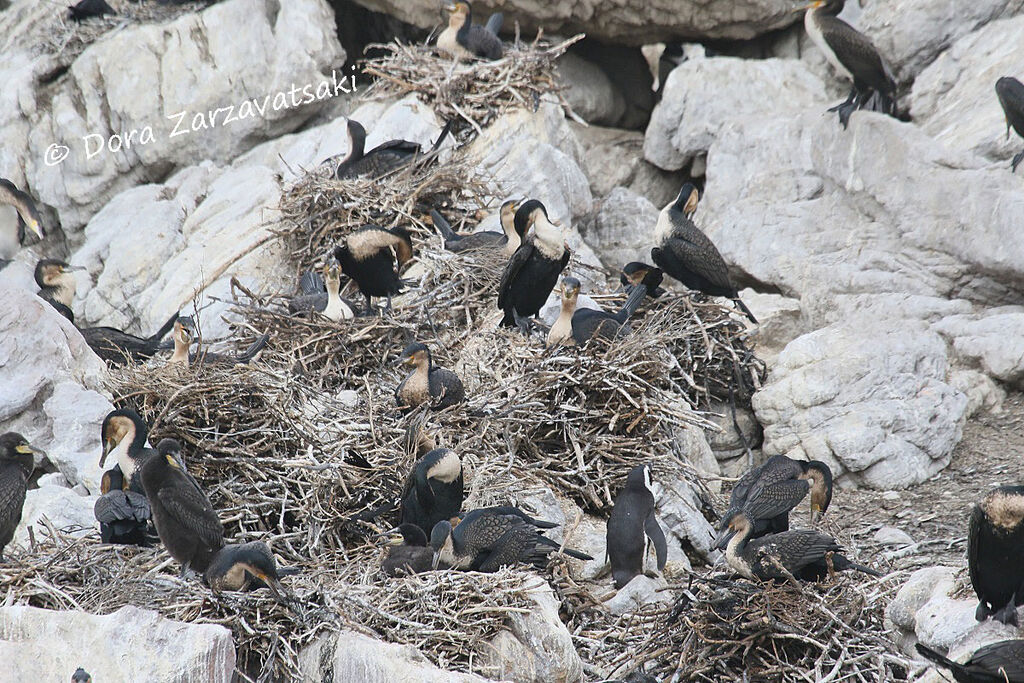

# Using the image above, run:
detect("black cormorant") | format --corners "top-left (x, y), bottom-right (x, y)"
top-left (98, 409), bottom-right (155, 491)
top-left (287, 258), bottom-right (356, 321)
top-left (497, 200), bottom-right (570, 333)
top-left (382, 523), bottom-right (440, 576)
top-left (916, 639), bottom-right (1024, 683)
top-left (546, 276), bottom-right (648, 347)
top-left (430, 199), bottom-right (523, 256)
top-left (169, 317), bottom-right (269, 368)
top-left (205, 541), bottom-right (290, 597)
top-left (34, 259), bottom-right (83, 319)
top-left (430, 508), bottom-right (593, 571)
top-left (333, 119), bottom-right (454, 180)
top-left (620, 262), bottom-right (666, 298)
top-left (79, 312), bottom-right (180, 365)
top-left (718, 509), bottom-right (880, 584)
top-left (68, 0), bottom-right (115, 22)
top-left (400, 448), bottom-right (464, 537)
top-left (607, 464), bottom-right (668, 589)
top-left (996, 77), bottom-right (1024, 173)
top-left (651, 184), bottom-right (757, 324)
top-left (71, 668), bottom-right (92, 683)
top-left (969, 486), bottom-right (1024, 626)
top-left (94, 465), bottom-right (154, 546)
top-left (0, 433), bottom-right (39, 562)
top-left (334, 225), bottom-right (414, 313)
top-left (437, 2), bottom-right (503, 61)
top-left (140, 438), bottom-right (225, 575)
top-left (395, 342), bottom-right (465, 410)
top-left (802, 0), bottom-right (897, 128)
top-left (0, 178), bottom-right (44, 268)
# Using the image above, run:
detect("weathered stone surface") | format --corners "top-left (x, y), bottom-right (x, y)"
top-left (0, 604), bottom-right (235, 682)
top-left (571, 122), bottom-right (682, 208)
top-left (656, 472), bottom-right (716, 562)
top-left (703, 401), bottom-right (762, 463)
top-left (933, 308), bottom-right (1024, 388)
top-left (557, 54), bottom-right (626, 127)
top-left (13, 485), bottom-right (95, 547)
top-left (874, 526), bottom-right (914, 546)
top-left (603, 575), bottom-right (672, 615)
top-left (886, 566), bottom-right (957, 632)
top-left (580, 187), bottom-right (658, 271)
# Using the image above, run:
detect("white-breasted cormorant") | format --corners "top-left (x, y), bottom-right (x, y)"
top-left (287, 258), bottom-right (356, 322)
top-left (916, 639), bottom-right (1024, 683)
top-left (651, 184), bottom-right (757, 324)
top-left (607, 464), bottom-right (668, 589)
top-left (430, 199), bottom-right (523, 256)
top-left (400, 448), bottom-right (463, 537)
top-left (620, 262), bottom-right (666, 298)
top-left (802, 0), bottom-right (897, 129)
top-left (382, 523), bottom-right (441, 576)
top-left (996, 77), bottom-right (1024, 173)
top-left (497, 199), bottom-right (570, 333)
top-left (0, 433), bottom-right (39, 562)
top-left (334, 225), bottom-right (414, 314)
top-left (430, 508), bottom-right (593, 571)
top-left (546, 276), bottom-right (648, 348)
top-left (718, 509), bottom-right (880, 584)
top-left (168, 317), bottom-right (269, 368)
top-left (437, 2), bottom-right (503, 61)
top-left (969, 486), bottom-right (1024, 626)
top-left (140, 438), bottom-right (225, 575)
top-left (79, 312), bottom-right (180, 365)
top-left (34, 259), bottom-right (83, 319)
top-left (333, 119), bottom-right (454, 180)
top-left (395, 342), bottom-right (465, 410)
top-left (205, 541), bottom-right (290, 597)
top-left (98, 409), bottom-right (155, 491)
top-left (0, 179), bottom-right (44, 268)
top-left (95, 465), bottom-right (155, 546)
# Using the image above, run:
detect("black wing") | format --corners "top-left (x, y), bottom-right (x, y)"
top-left (497, 242), bottom-right (536, 310)
top-left (968, 503), bottom-right (983, 600)
top-left (818, 16), bottom-right (894, 95)
top-left (743, 479), bottom-right (810, 523)
top-left (157, 479), bottom-right (224, 550)
top-left (971, 639), bottom-right (1024, 680)
top-left (94, 490), bottom-right (150, 524)
top-left (644, 513), bottom-right (668, 571)
top-left (299, 270), bottom-right (325, 295)
top-left (663, 227), bottom-right (734, 292)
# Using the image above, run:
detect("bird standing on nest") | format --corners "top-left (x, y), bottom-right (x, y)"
top-left (95, 465), bottom-right (155, 547)
top-left (607, 464), bottom-right (668, 589)
top-left (0, 178), bottom-right (44, 269)
top-left (651, 183), bottom-right (757, 324)
top-left (334, 225), bottom-right (414, 314)
top-left (969, 485), bottom-right (1024, 626)
top-left (287, 257), bottom-right (356, 322)
top-left (996, 77), bottom-right (1024, 173)
top-left (205, 541), bottom-right (292, 597)
top-left (546, 276), bottom-right (648, 348)
top-left (430, 199), bottom-right (524, 256)
top-left (141, 438), bottom-right (225, 576)
top-left (437, 2), bottom-right (503, 61)
top-left (916, 639), bottom-right (1024, 683)
top-left (395, 342), bottom-right (465, 411)
top-left (333, 119), bottom-right (454, 180)
top-left (34, 259), bottom-right (83, 320)
top-left (98, 409), bottom-right (156, 491)
top-left (167, 317), bottom-right (269, 368)
top-left (0, 433), bottom-right (40, 563)
top-left (400, 448), bottom-right (464, 537)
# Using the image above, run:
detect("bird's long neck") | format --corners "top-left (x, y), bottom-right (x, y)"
top-left (724, 525), bottom-right (755, 578)
top-left (324, 278), bottom-right (353, 321)
top-left (170, 331), bottom-right (190, 368)
top-left (111, 434), bottom-right (137, 482)
top-left (49, 273), bottom-right (77, 307)
top-left (502, 215), bottom-right (522, 254)
top-left (532, 215), bottom-right (565, 259)
top-left (546, 296), bottom-right (577, 347)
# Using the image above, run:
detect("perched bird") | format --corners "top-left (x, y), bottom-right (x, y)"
top-left (497, 200), bottom-right (570, 332)
top-left (333, 119), bottom-right (453, 180)
top-left (205, 541), bottom-right (291, 597)
top-left (0, 178), bottom-right (44, 268)
top-left (0, 433), bottom-right (39, 562)
top-left (651, 184), bottom-right (757, 324)
top-left (34, 259), bottom-right (84, 319)
top-left (168, 317), bottom-right (269, 368)
top-left (68, 0), bottom-right (115, 22)
top-left (996, 77), bottom-right (1024, 173)
top-left (395, 342), bottom-right (465, 411)
top-left (334, 225), bottom-right (414, 314)
top-left (287, 258), bottom-right (356, 322)
top-left (717, 509), bottom-right (880, 584)
top-left (94, 465), bottom-right (154, 546)
top-left (802, 0), bottom-right (897, 128)
top-left (620, 262), bottom-right (666, 298)
top-left (430, 508), bottom-right (593, 572)
top-left (430, 199), bottom-right (523, 256)
top-left (140, 439), bottom-right (225, 575)
top-left (546, 276), bottom-right (648, 347)
top-left (382, 523), bottom-right (439, 576)
top-left (916, 639), bottom-right (1024, 683)
top-left (78, 312), bottom-right (180, 365)
top-left (71, 668), bottom-right (92, 683)
top-left (437, 2), bottom-right (503, 61)
top-left (716, 454), bottom-right (833, 543)
top-left (969, 486), bottom-right (1024, 626)
top-left (400, 448), bottom-right (464, 537)
top-left (607, 464), bottom-right (668, 589)
top-left (98, 408), bottom-right (155, 491)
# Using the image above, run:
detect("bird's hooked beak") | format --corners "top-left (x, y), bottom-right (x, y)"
top-left (257, 571), bottom-right (286, 600)
top-left (27, 220), bottom-right (44, 241)
top-left (14, 443), bottom-right (42, 456)
top-left (396, 354), bottom-right (415, 367)
top-left (443, 2), bottom-right (457, 12)
top-left (376, 527), bottom-right (406, 546)
top-left (98, 438), bottom-right (115, 467)
top-left (811, 504), bottom-right (823, 524)
top-left (431, 550), bottom-right (441, 571)
top-left (713, 527), bottom-right (735, 551)
top-left (793, 0), bottom-right (822, 12)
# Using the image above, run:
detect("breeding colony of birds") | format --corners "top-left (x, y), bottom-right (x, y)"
top-left (3, 0), bottom-right (1024, 681)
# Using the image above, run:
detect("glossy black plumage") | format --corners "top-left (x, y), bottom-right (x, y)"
top-left (438, 2), bottom-right (503, 61)
top-left (547, 276), bottom-right (648, 347)
top-left (651, 184), bottom-right (757, 324)
top-left (607, 464), bottom-right (667, 589)
top-left (334, 119), bottom-right (453, 180)
top-left (140, 439), bottom-right (224, 574)
top-left (620, 262), bottom-right (665, 298)
top-left (969, 486), bottom-right (1024, 626)
top-left (996, 77), bottom-right (1024, 173)
top-left (68, 0), bottom-right (115, 22)
top-left (382, 523), bottom-right (438, 576)
top-left (0, 433), bottom-right (37, 563)
top-left (205, 541), bottom-right (289, 596)
top-left (334, 225), bottom-right (414, 313)
top-left (916, 640), bottom-right (1024, 683)
top-left (497, 200), bottom-right (570, 331)
top-left (95, 465), bottom-right (155, 546)
top-left (400, 448), bottom-right (463, 537)
top-left (395, 342), bottom-right (465, 410)
top-left (79, 311), bottom-right (180, 365)
top-left (0, 178), bottom-right (44, 267)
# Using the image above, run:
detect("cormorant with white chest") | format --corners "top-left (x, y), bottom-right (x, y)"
top-left (437, 2), bottom-right (503, 61)
top-left (334, 225), bottom-right (414, 314)
top-left (546, 276), bottom-right (648, 347)
top-left (400, 448), bottom-right (464, 537)
top-left (969, 486), bottom-right (1024, 626)
top-left (430, 199), bottom-right (523, 256)
top-left (395, 342), bottom-right (465, 411)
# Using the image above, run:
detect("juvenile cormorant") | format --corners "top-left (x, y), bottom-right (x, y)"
top-left (437, 2), bottom-right (503, 61)
top-left (68, 0), bottom-right (115, 22)
top-left (969, 486), bottom-right (1024, 626)
top-left (718, 509), bottom-right (880, 584)
top-left (140, 438), bottom-right (224, 575)
top-left (0, 178), bottom-right (44, 268)
top-left (334, 119), bottom-right (454, 180)
top-left (546, 276), bottom-right (648, 347)
top-left (382, 523), bottom-right (439, 576)
top-left (34, 259), bottom-right (83, 319)
top-left (205, 541), bottom-right (290, 597)
top-left (71, 668), bottom-right (92, 683)
top-left (996, 77), bottom-right (1024, 173)
top-left (802, 0), bottom-right (897, 128)
top-left (0, 433), bottom-right (39, 562)
top-left (430, 199), bottom-right (523, 256)
top-left (430, 508), bottom-right (593, 571)
top-left (651, 184), bottom-right (757, 324)
top-left (287, 258), bottom-right (356, 321)
top-left (169, 317), bottom-right (269, 368)
top-left (334, 225), bottom-right (414, 313)
top-left (497, 200), bottom-right (570, 333)
top-left (400, 448), bottom-right (464, 537)
top-left (715, 454), bottom-right (833, 544)
top-left (620, 262), bottom-right (666, 298)
top-left (916, 640), bottom-right (1024, 683)
top-left (395, 342), bottom-right (465, 410)
top-left (94, 465), bottom-right (154, 546)
top-left (607, 464), bottom-right (668, 589)
top-left (79, 312), bottom-right (180, 365)
top-left (98, 409), bottom-right (155, 491)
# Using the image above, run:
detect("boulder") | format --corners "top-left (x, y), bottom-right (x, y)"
top-left (655, 472), bottom-right (716, 562)
top-left (873, 526), bottom-right (914, 546)
top-left (932, 308), bottom-right (1024, 388)
top-left (703, 401), bottom-right (762, 464)
top-left (0, 604), bottom-right (235, 682)
top-left (603, 574), bottom-right (672, 615)
top-left (580, 187), bottom-right (659, 271)
top-left (557, 54), bottom-right (626, 127)
top-left (570, 122), bottom-right (682, 208)
top-left (13, 485), bottom-right (95, 547)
